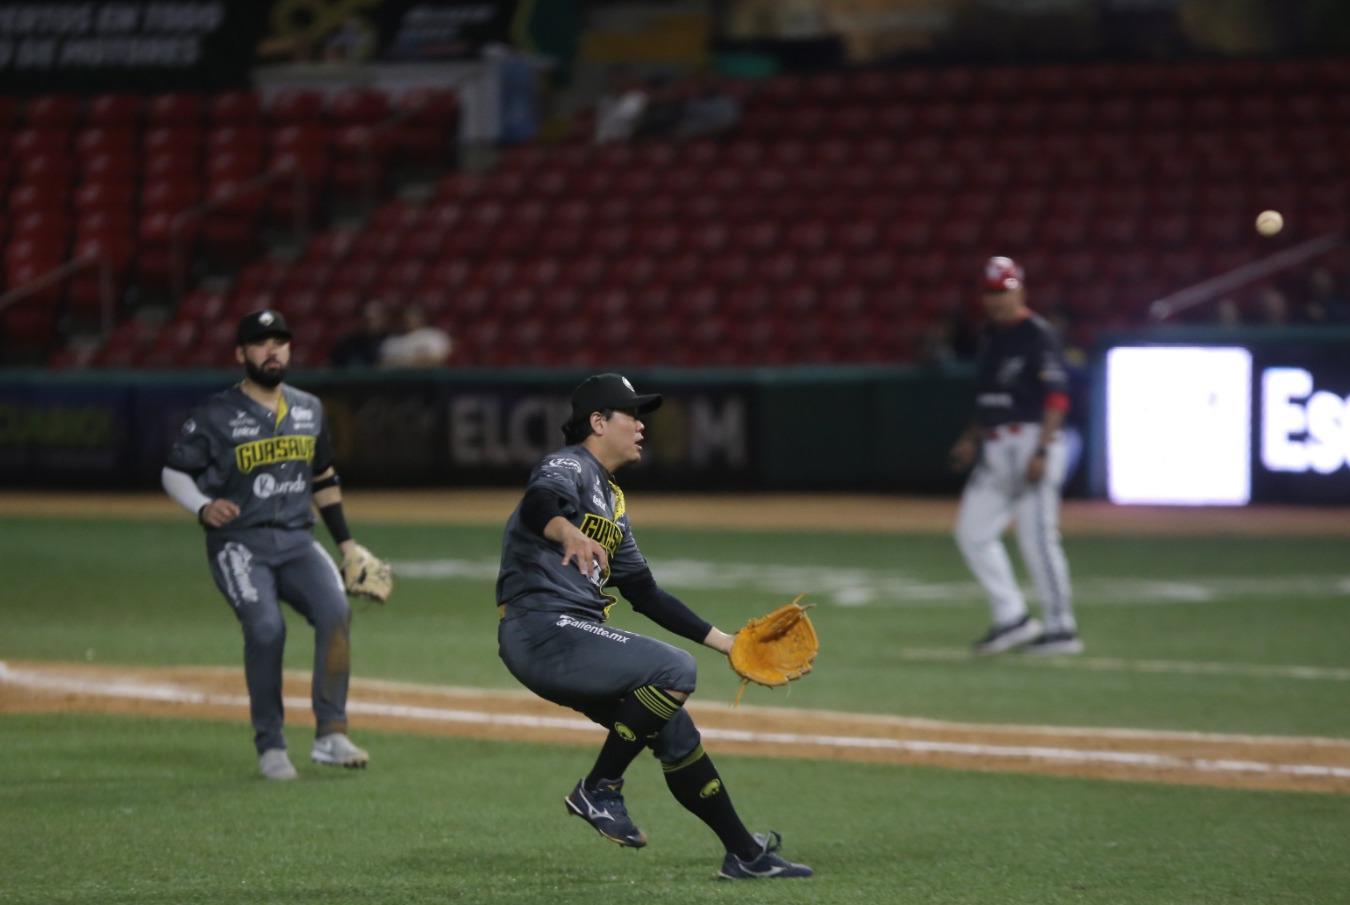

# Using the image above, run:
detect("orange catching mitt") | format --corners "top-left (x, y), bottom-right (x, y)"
top-left (728, 595), bottom-right (819, 705)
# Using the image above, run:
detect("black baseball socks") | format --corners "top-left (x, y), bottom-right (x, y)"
top-left (585, 685), bottom-right (682, 788)
top-left (662, 744), bottom-right (759, 859)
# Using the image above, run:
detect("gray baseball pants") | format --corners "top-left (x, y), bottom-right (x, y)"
top-left (206, 528), bottom-right (351, 754)
top-left (498, 607), bottom-right (702, 764)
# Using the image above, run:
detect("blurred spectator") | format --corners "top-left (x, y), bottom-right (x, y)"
top-left (1300, 266), bottom-right (1350, 324)
top-left (916, 321), bottom-right (958, 368)
top-left (676, 74), bottom-right (742, 139)
top-left (1255, 287), bottom-right (1291, 327)
top-left (594, 66), bottom-right (648, 144)
top-left (379, 304), bottom-right (452, 368)
top-left (632, 75), bottom-right (685, 141)
top-left (917, 306), bottom-right (979, 367)
top-left (330, 299), bottom-right (391, 368)
top-left (323, 16), bottom-right (375, 63)
top-left (1213, 296), bottom-right (1244, 327)
top-left (488, 43), bottom-right (547, 145)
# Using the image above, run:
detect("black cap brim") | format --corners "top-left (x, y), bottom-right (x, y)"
top-left (632, 393), bottom-right (662, 414)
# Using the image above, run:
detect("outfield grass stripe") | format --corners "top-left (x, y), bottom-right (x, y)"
top-left (900, 647), bottom-right (1350, 682)
top-left (6, 662), bottom-right (1350, 788)
top-left (388, 557), bottom-right (1350, 608)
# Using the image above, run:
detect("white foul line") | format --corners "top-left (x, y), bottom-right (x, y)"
top-left (3, 662), bottom-right (1349, 783)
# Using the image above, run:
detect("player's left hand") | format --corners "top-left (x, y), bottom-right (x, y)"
top-left (728, 596), bottom-right (818, 705)
top-left (341, 543), bottom-right (393, 603)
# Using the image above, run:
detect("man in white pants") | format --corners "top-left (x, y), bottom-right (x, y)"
top-left (949, 257), bottom-right (1082, 655)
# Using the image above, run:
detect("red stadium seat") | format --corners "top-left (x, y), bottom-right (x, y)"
top-left (24, 94), bottom-right (81, 129)
top-left (141, 179), bottom-right (203, 214)
top-left (268, 89), bottom-right (326, 123)
top-left (143, 126), bottom-right (203, 158)
top-left (75, 125), bottom-right (136, 158)
top-left (86, 94), bottom-right (141, 128)
top-left (330, 88), bottom-right (391, 125)
top-left (12, 128), bottom-right (69, 158)
top-left (209, 91), bottom-right (262, 124)
top-left (147, 92), bottom-right (205, 127)
top-left (80, 151), bottom-right (136, 184)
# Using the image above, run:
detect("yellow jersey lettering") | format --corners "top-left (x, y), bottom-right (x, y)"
top-left (234, 435), bottom-right (316, 473)
top-left (580, 512), bottom-right (623, 556)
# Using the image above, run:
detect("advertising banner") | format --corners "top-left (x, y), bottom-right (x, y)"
top-left (436, 379), bottom-right (755, 490)
top-left (0, 2), bottom-right (264, 92)
top-left (714, 0), bottom-right (1350, 65)
top-left (1253, 345), bottom-right (1350, 504)
top-left (0, 1), bottom-right (518, 92)
top-left (1100, 330), bottom-right (1350, 505)
top-left (0, 382), bottom-right (131, 483)
top-left (0, 372), bottom-right (762, 490)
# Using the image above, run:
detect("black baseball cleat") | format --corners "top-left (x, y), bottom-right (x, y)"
top-left (1022, 630), bottom-right (1084, 656)
top-left (973, 614), bottom-right (1043, 655)
top-left (564, 777), bottom-right (648, 848)
top-left (718, 831), bottom-right (813, 880)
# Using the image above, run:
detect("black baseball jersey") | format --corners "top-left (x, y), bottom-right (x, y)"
top-left (972, 312), bottom-right (1068, 427)
top-left (496, 444), bottom-right (650, 619)
top-left (166, 384), bottom-right (335, 532)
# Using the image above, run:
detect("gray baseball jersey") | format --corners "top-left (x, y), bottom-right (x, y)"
top-left (166, 384), bottom-right (334, 532)
top-left (496, 444), bottom-right (701, 765)
top-left (167, 383), bottom-right (350, 754)
top-left (496, 444), bottom-right (650, 618)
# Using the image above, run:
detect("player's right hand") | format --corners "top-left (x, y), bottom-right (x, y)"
top-left (198, 498), bottom-right (241, 528)
top-left (559, 529), bottom-right (609, 580)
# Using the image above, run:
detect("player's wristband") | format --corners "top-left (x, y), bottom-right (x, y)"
top-left (319, 500), bottom-right (353, 544)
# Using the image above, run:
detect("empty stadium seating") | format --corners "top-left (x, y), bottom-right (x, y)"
top-left (0, 86), bottom-right (460, 363)
top-left (9, 58), bottom-right (1350, 368)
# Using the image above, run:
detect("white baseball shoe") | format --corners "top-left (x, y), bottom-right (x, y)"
top-left (311, 733), bottom-right (369, 768)
top-left (972, 615), bottom-right (1043, 655)
top-left (258, 748), bottom-right (298, 781)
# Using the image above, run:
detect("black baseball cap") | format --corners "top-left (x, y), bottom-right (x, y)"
top-left (236, 309), bottom-right (292, 345)
top-left (569, 373), bottom-right (662, 420)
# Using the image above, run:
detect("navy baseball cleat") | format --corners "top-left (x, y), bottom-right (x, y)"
top-left (972, 614), bottom-right (1042, 655)
top-left (564, 777), bottom-right (648, 848)
top-left (718, 831), bottom-right (813, 879)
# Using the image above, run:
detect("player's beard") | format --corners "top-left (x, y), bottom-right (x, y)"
top-left (245, 358), bottom-right (286, 389)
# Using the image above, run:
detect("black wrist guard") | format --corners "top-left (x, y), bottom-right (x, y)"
top-left (319, 501), bottom-right (352, 544)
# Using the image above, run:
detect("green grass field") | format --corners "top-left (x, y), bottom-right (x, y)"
top-left (4, 513), bottom-right (1350, 904)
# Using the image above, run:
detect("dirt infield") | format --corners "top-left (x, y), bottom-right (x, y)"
top-left (7, 490), bottom-right (1350, 535)
top-left (3, 660), bottom-right (1349, 795)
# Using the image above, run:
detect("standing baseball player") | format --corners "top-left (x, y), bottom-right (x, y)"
top-left (162, 310), bottom-right (391, 779)
top-left (949, 257), bottom-right (1083, 655)
top-left (495, 373), bottom-right (812, 880)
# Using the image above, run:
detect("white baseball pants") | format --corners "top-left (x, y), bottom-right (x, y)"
top-left (954, 423), bottom-right (1076, 634)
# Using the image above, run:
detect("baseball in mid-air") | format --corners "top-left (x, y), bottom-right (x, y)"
top-left (1256, 209), bottom-right (1284, 237)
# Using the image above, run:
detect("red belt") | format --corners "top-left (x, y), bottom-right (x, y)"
top-left (985, 424), bottom-right (1025, 440)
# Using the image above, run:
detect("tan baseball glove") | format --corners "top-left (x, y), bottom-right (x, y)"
top-left (341, 543), bottom-right (393, 603)
top-left (728, 595), bottom-right (818, 705)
